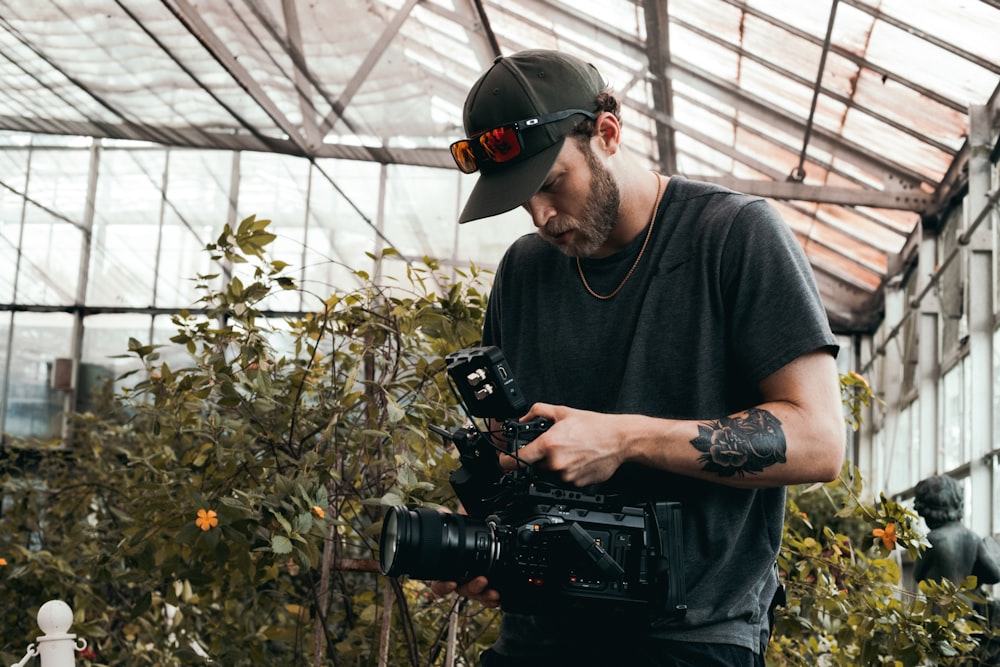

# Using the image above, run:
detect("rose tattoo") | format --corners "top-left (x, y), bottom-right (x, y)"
top-left (690, 407), bottom-right (786, 477)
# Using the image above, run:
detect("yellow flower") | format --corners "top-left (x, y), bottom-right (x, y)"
top-left (311, 505), bottom-right (325, 519)
top-left (872, 522), bottom-right (897, 550)
top-left (196, 509), bottom-right (219, 531)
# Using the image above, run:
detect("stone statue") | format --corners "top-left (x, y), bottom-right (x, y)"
top-left (913, 474), bottom-right (1000, 664)
top-left (913, 475), bottom-right (1000, 587)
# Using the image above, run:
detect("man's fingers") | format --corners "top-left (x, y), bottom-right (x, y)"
top-left (430, 580), bottom-right (457, 597)
top-left (462, 577), bottom-right (501, 607)
top-left (462, 576), bottom-right (490, 594)
top-left (430, 577), bottom-right (501, 607)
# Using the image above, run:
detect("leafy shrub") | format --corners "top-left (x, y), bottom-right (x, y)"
top-left (771, 431), bottom-right (994, 664)
top-left (0, 217), bottom-right (497, 666)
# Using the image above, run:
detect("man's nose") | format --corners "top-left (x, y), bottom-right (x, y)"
top-left (523, 196), bottom-right (555, 228)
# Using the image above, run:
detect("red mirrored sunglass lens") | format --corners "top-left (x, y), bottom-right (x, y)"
top-left (477, 126), bottom-right (521, 163)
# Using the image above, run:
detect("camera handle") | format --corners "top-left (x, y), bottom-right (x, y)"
top-left (646, 502), bottom-right (688, 620)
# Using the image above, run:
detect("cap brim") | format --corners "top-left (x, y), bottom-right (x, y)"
top-left (458, 137), bottom-right (566, 224)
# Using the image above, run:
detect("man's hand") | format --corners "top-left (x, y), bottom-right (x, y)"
top-left (430, 576), bottom-right (501, 608)
top-left (501, 404), bottom-right (627, 486)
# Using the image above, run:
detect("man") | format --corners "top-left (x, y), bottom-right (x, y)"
top-left (431, 49), bottom-right (845, 667)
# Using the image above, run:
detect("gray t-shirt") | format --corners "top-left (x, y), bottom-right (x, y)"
top-left (481, 175), bottom-right (838, 655)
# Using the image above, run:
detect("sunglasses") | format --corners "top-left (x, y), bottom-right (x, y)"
top-left (450, 108), bottom-right (597, 174)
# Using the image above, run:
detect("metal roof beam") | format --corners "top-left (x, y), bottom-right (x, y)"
top-left (165, 0), bottom-right (312, 154)
top-left (238, 0), bottom-right (389, 162)
top-left (642, 0), bottom-right (677, 175)
top-left (631, 84), bottom-right (918, 220)
top-left (786, 205), bottom-right (889, 276)
top-left (643, 111), bottom-right (916, 240)
top-left (0, 115), bottom-right (272, 152)
top-left (317, 0), bottom-right (421, 135)
top-left (698, 177), bottom-right (929, 211)
top-left (278, 0), bottom-right (322, 148)
top-left (461, 0), bottom-right (502, 60)
top-left (930, 80), bottom-right (1000, 216)
top-left (4, 117), bottom-right (928, 215)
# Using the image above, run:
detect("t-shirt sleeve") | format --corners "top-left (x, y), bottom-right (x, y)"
top-left (481, 248), bottom-right (510, 349)
top-left (719, 198), bottom-right (838, 385)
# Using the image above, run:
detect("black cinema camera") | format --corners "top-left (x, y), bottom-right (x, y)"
top-left (378, 346), bottom-right (686, 619)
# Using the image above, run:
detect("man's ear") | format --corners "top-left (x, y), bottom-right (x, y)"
top-left (593, 111), bottom-right (622, 156)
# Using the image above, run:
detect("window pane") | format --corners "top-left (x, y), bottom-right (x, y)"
top-left (886, 403), bottom-right (912, 492)
top-left (940, 364), bottom-right (962, 471)
top-left (156, 150), bottom-right (234, 308)
top-left (18, 147), bottom-right (89, 305)
top-left (384, 164), bottom-right (460, 261)
top-left (15, 212), bottom-right (83, 305)
top-left (2, 312), bottom-right (74, 437)
top-left (88, 149), bottom-right (168, 307)
top-left (80, 313), bottom-right (152, 387)
top-left (306, 159), bottom-right (380, 295)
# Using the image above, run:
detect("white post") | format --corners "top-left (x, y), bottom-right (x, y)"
top-left (35, 600), bottom-right (85, 667)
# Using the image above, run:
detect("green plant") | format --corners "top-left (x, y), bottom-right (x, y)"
top-left (0, 216), bottom-right (498, 665)
top-left (769, 376), bottom-right (993, 666)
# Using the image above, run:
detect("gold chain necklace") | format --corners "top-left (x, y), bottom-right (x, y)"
top-left (576, 172), bottom-right (664, 300)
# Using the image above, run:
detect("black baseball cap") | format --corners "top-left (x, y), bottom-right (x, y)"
top-left (457, 50), bottom-right (605, 224)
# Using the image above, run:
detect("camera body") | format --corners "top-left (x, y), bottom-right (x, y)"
top-left (379, 346), bottom-right (686, 619)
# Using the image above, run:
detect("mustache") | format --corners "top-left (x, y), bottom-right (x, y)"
top-left (539, 220), bottom-right (574, 237)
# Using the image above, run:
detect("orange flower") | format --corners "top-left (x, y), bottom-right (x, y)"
top-left (196, 508), bottom-right (219, 531)
top-left (311, 505), bottom-right (325, 519)
top-left (872, 522), bottom-right (897, 550)
top-left (848, 370), bottom-right (871, 390)
top-left (0, 557), bottom-right (8, 566)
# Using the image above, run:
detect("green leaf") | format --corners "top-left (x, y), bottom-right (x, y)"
top-left (385, 395), bottom-right (405, 423)
top-left (380, 492), bottom-right (405, 507)
top-left (294, 512), bottom-right (313, 533)
top-left (175, 521), bottom-right (203, 545)
top-left (271, 535), bottom-right (293, 554)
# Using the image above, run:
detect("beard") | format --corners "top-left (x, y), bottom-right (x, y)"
top-left (541, 141), bottom-right (621, 258)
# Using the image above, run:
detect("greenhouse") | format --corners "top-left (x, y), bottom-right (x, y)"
top-left (1, 0), bottom-right (999, 665)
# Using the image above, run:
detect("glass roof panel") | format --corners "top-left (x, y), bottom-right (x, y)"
top-left (747, 0), bottom-right (835, 35)
top-left (0, 0), bottom-right (996, 332)
top-left (861, 19), bottom-right (996, 106)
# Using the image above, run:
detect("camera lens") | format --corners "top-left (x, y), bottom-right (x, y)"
top-left (379, 506), bottom-right (498, 580)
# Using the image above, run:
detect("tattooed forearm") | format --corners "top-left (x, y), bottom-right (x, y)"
top-left (690, 407), bottom-right (787, 477)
